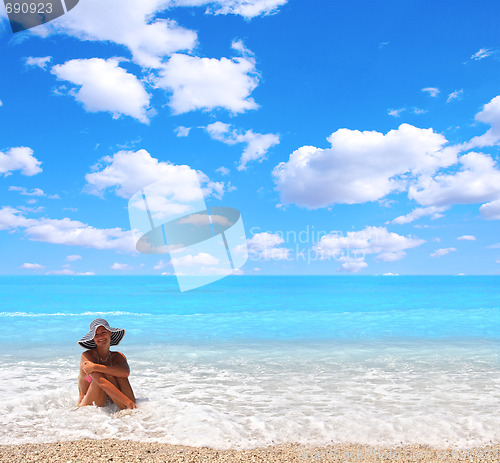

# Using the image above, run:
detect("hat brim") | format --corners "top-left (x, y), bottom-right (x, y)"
top-left (78, 324), bottom-right (125, 349)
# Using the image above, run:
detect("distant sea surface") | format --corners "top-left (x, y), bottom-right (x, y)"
top-left (1, 275), bottom-right (499, 448)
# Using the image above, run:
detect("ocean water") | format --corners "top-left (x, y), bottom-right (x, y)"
top-left (1, 275), bottom-right (500, 449)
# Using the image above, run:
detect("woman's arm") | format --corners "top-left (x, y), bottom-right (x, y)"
top-left (88, 372), bottom-right (136, 409)
top-left (82, 352), bottom-right (131, 378)
top-left (78, 353), bottom-right (91, 404)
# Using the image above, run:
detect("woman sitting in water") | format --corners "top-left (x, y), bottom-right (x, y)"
top-left (77, 318), bottom-right (137, 410)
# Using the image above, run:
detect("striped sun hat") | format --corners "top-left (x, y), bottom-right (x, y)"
top-left (78, 318), bottom-right (125, 349)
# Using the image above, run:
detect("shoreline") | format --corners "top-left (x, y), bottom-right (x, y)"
top-left (1, 440), bottom-right (499, 463)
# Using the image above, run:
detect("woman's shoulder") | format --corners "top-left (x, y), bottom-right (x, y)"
top-left (81, 349), bottom-right (95, 359)
top-left (111, 351), bottom-right (127, 360)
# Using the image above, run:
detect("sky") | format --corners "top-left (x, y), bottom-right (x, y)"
top-left (0, 0), bottom-right (500, 277)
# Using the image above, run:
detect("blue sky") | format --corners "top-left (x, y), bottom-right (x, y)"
top-left (0, 0), bottom-right (499, 276)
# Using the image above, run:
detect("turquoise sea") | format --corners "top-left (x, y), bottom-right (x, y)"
top-left (1, 275), bottom-right (500, 448)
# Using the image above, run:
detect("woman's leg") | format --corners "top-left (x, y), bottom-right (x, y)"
top-left (79, 377), bottom-right (108, 407)
top-left (116, 377), bottom-right (136, 404)
top-left (105, 375), bottom-right (132, 410)
top-left (79, 372), bottom-right (136, 409)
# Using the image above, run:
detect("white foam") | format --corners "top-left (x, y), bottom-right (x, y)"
top-left (1, 340), bottom-right (500, 449)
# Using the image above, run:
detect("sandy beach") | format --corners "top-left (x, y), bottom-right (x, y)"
top-left (1, 440), bottom-right (500, 463)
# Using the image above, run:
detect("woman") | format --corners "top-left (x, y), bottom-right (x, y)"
top-left (77, 318), bottom-right (137, 410)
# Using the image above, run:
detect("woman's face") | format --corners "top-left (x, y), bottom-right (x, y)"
top-left (94, 326), bottom-right (112, 346)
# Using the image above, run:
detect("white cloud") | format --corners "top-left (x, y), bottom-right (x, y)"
top-left (430, 247), bottom-right (456, 258)
top-left (156, 53), bottom-right (259, 114)
top-left (313, 227), bottom-right (425, 272)
top-left (447, 89), bottom-right (463, 103)
top-left (0, 99), bottom-right (3, 107)
top-left (20, 263), bottom-right (45, 270)
top-left (51, 58), bottom-right (152, 123)
top-left (0, 206), bottom-right (135, 251)
top-left (33, 1), bottom-right (285, 68)
top-left (171, 252), bottom-right (219, 266)
top-left (466, 95), bottom-right (500, 149)
top-left (480, 198), bottom-right (500, 220)
top-left (111, 262), bottom-right (132, 270)
top-left (46, 269), bottom-right (95, 275)
top-left (231, 38), bottom-right (254, 56)
top-left (389, 206), bottom-right (448, 225)
top-left (388, 108), bottom-right (405, 117)
top-left (66, 254), bottom-right (82, 261)
top-left (413, 108), bottom-right (427, 115)
top-left (154, 259), bottom-right (171, 271)
top-left (409, 152), bottom-right (500, 206)
top-left (337, 257), bottom-right (368, 273)
top-left (25, 56), bottom-right (52, 69)
top-left (216, 166), bottom-right (230, 176)
top-left (471, 48), bottom-right (493, 61)
top-left (205, 121), bottom-right (279, 170)
top-left (0, 147), bottom-right (42, 177)
top-left (422, 87), bottom-right (440, 97)
top-left (200, 0), bottom-right (288, 18)
top-left (9, 186), bottom-right (45, 196)
top-left (457, 235), bottom-right (476, 241)
top-left (37, 0), bottom-right (197, 68)
top-left (246, 232), bottom-right (290, 261)
top-left (174, 126), bottom-right (191, 137)
top-left (85, 149), bottom-right (224, 200)
top-left (273, 124), bottom-right (456, 208)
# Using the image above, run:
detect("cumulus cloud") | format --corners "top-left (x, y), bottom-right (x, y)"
top-left (66, 254), bottom-right (82, 261)
top-left (0, 206), bottom-right (135, 251)
top-left (25, 56), bottom-right (52, 69)
top-left (51, 58), bottom-right (152, 123)
top-left (466, 95), bottom-right (500, 149)
top-left (246, 232), bottom-right (290, 260)
top-left (430, 247), bottom-right (456, 258)
top-left (36, 0), bottom-right (197, 68)
top-left (422, 87), bottom-right (440, 97)
top-left (389, 206), bottom-right (448, 225)
top-left (33, 1), bottom-right (285, 67)
top-left (480, 198), bottom-right (500, 220)
top-left (156, 53), bottom-right (259, 114)
top-left (408, 152), bottom-right (500, 206)
top-left (85, 149), bottom-right (224, 200)
top-left (20, 263), bottom-right (45, 270)
top-left (205, 121), bottom-right (279, 170)
top-left (273, 123), bottom-right (456, 209)
top-left (457, 235), bottom-right (476, 241)
top-left (312, 226), bottom-right (425, 272)
top-left (0, 147), bottom-right (42, 177)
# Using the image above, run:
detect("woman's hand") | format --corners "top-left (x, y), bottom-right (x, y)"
top-left (82, 361), bottom-right (96, 374)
